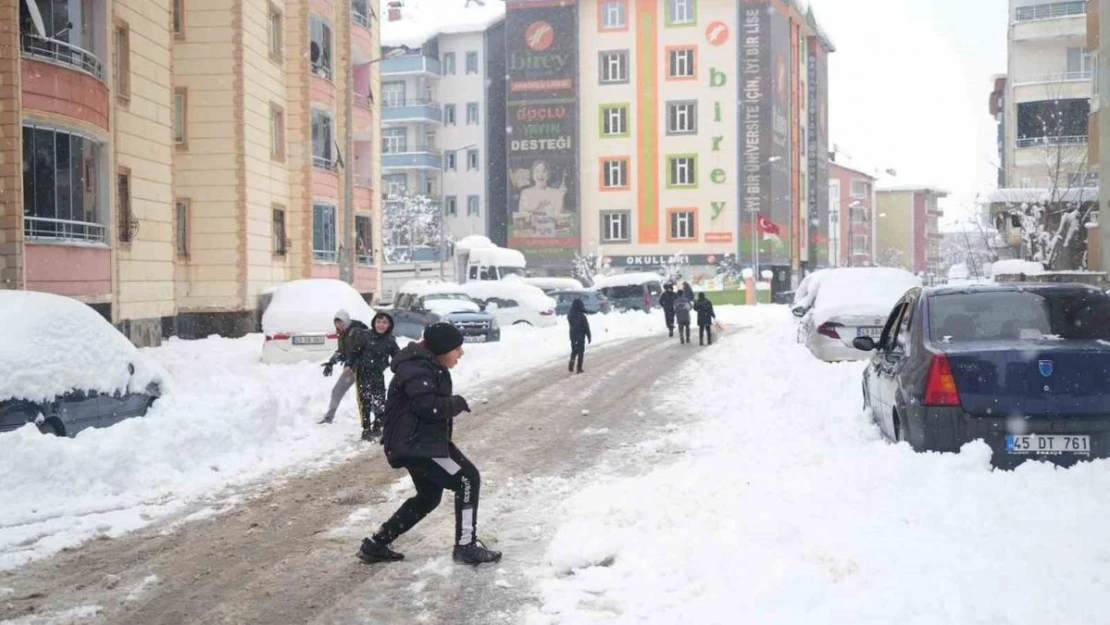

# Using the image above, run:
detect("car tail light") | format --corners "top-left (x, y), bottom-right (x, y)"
top-left (266, 333), bottom-right (290, 342)
top-left (541, 310), bottom-right (554, 316)
top-left (326, 333), bottom-right (338, 339)
top-left (816, 322), bottom-right (843, 339)
top-left (924, 353), bottom-right (961, 407)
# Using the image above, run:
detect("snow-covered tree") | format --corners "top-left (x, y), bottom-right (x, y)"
top-left (659, 252), bottom-right (690, 285)
top-left (382, 193), bottom-right (451, 263)
top-left (572, 252), bottom-right (598, 286)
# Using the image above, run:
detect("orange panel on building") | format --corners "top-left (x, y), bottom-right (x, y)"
top-left (312, 169), bottom-right (340, 201)
top-left (25, 243), bottom-right (111, 296)
top-left (20, 60), bottom-right (109, 131)
top-left (310, 75), bottom-right (338, 110)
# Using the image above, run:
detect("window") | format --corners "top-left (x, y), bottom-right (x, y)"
top-left (467, 149), bottom-right (479, 170)
top-left (173, 88), bottom-right (188, 146)
top-left (1015, 1), bottom-right (1086, 22)
top-left (382, 81), bottom-right (405, 107)
top-left (1065, 46), bottom-right (1094, 77)
top-left (117, 168), bottom-right (132, 243)
top-left (311, 109), bottom-right (335, 169)
top-left (352, 0), bottom-right (370, 26)
top-left (1017, 99), bottom-right (1090, 145)
top-left (601, 157), bottom-right (629, 189)
top-left (175, 199), bottom-right (189, 257)
top-left (850, 179), bottom-right (871, 198)
top-left (114, 21), bottom-right (130, 102)
top-left (445, 196), bottom-right (458, 217)
top-left (443, 52), bottom-right (456, 75)
top-left (269, 4), bottom-right (283, 62)
top-left (383, 174), bottom-right (407, 195)
top-left (669, 209), bottom-right (697, 240)
top-left (272, 205), bottom-right (286, 256)
top-left (310, 15), bottom-right (333, 79)
top-left (21, 125), bottom-right (105, 243)
top-left (667, 0), bottom-right (696, 25)
top-left (600, 0), bottom-right (627, 30)
top-left (601, 104), bottom-right (629, 137)
top-left (444, 103), bottom-right (456, 125)
top-left (445, 151), bottom-right (457, 170)
top-left (312, 203), bottom-right (337, 262)
top-left (667, 47), bottom-right (696, 79)
top-left (356, 215), bottom-right (373, 265)
top-left (601, 211), bottom-right (630, 242)
top-left (467, 195), bottom-right (480, 217)
top-left (466, 102), bottom-right (479, 125)
top-left (667, 101), bottom-right (697, 134)
top-left (383, 128), bottom-right (406, 153)
top-left (667, 155), bottom-right (697, 187)
top-left (173, 0), bottom-right (184, 38)
top-left (270, 104), bottom-right (285, 160)
top-left (466, 51), bottom-right (479, 74)
top-left (599, 51), bottom-right (628, 84)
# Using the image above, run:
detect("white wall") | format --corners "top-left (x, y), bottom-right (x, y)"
top-left (437, 31), bottom-right (487, 239)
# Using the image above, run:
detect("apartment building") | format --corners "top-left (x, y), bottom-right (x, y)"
top-left (1, 0), bottom-right (381, 345)
top-left (828, 160), bottom-right (876, 268)
top-left (875, 186), bottom-right (947, 277)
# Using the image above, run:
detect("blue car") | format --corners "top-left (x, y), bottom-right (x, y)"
top-left (856, 282), bottom-right (1110, 468)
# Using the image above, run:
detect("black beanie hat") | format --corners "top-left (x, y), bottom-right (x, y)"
top-left (423, 322), bottom-right (465, 355)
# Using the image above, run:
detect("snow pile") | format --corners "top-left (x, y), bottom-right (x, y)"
top-left (592, 272), bottom-right (664, 290)
top-left (519, 277), bottom-right (586, 293)
top-left (382, 0), bottom-right (505, 48)
top-left (423, 297), bottom-right (481, 316)
top-left (529, 308), bottom-right (1110, 625)
top-left (261, 279), bottom-right (377, 335)
top-left (460, 280), bottom-right (556, 312)
top-left (0, 291), bottom-right (168, 403)
top-left (811, 268), bottom-right (920, 324)
top-left (989, 259), bottom-right (1045, 277)
top-left (455, 235), bottom-right (496, 251)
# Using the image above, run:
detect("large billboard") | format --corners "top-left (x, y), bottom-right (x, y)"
top-left (505, 0), bottom-right (579, 271)
top-left (807, 37), bottom-right (830, 267)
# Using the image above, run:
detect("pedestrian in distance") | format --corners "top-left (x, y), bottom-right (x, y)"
top-left (642, 286), bottom-right (653, 314)
top-left (695, 293), bottom-right (717, 346)
top-left (358, 322), bottom-right (502, 566)
top-left (568, 298), bottom-right (592, 374)
top-left (682, 281), bottom-right (695, 303)
top-left (318, 309), bottom-right (367, 425)
top-left (659, 283), bottom-right (677, 338)
top-left (346, 311), bottom-right (399, 441)
top-left (674, 293), bottom-right (693, 345)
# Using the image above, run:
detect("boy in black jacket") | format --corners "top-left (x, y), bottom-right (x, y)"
top-left (346, 312), bottom-right (399, 441)
top-left (695, 293), bottom-right (717, 346)
top-left (567, 298), bottom-right (592, 374)
top-left (319, 310), bottom-right (366, 425)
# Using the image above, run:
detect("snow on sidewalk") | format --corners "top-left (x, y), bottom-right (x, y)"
top-left (0, 311), bottom-right (663, 571)
top-left (528, 307), bottom-right (1110, 625)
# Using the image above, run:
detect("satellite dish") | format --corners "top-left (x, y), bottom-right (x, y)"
top-left (310, 41), bottom-right (321, 63)
top-left (23, 0), bottom-right (46, 38)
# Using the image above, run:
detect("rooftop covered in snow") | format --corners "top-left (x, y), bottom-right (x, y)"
top-left (382, 0), bottom-right (506, 49)
top-left (982, 187), bottom-right (1099, 205)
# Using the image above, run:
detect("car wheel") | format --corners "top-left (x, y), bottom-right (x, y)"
top-left (38, 418), bottom-right (64, 437)
top-left (893, 411), bottom-right (909, 444)
top-left (513, 321), bottom-right (533, 326)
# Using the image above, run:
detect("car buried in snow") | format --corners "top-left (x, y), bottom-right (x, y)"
top-left (261, 279), bottom-right (378, 364)
top-left (856, 282), bottom-right (1110, 469)
top-left (388, 281), bottom-right (501, 343)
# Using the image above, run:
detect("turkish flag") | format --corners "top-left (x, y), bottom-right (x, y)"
top-left (757, 215), bottom-right (782, 237)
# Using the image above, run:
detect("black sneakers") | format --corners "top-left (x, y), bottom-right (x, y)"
top-left (453, 540), bottom-right (502, 565)
top-left (361, 421), bottom-right (382, 442)
top-left (357, 538), bottom-right (404, 563)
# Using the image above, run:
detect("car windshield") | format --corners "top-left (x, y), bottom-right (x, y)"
top-left (425, 293), bottom-right (471, 302)
top-left (929, 290), bottom-right (1110, 342)
top-left (606, 285), bottom-right (644, 299)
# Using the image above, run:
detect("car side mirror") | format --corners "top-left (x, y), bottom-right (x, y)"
top-left (852, 336), bottom-right (877, 352)
top-left (792, 306), bottom-right (806, 318)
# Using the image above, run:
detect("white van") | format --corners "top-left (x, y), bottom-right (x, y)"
top-left (454, 236), bottom-right (528, 282)
top-left (458, 280), bottom-right (558, 328)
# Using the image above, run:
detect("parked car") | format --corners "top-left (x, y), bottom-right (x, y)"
top-left (389, 281), bottom-right (501, 343)
top-left (261, 279), bottom-right (377, 364)
top-left (457, 280), bottom-right (558, 328)
top-left (520, 276), bottom-right (586, 294)
top-left (794, 267), bottom-right (921, 362)
top-left (592, 272), bottom-right (664, 312)
top-left (550, 290), bottom-right (612, 315)
top-left (790, 269), bottom-right (829, 312)
top-left (0, 291), bottom-right (167, 437)
top-left (856, 282), bottom-right (1110, 468)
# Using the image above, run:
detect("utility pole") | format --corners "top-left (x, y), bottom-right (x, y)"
top-left (341, 1), bottom-right (355, 285)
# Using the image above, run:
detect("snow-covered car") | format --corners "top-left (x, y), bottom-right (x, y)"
top-left (261, 279), bottom-right (377, 364)
top-left (389, 280), bottom-right (501, 342)
top-left (520, 276), bottom-right (586, 294)
top-left (0, 291), bottom-right (168, 437)
top-left (591, 272), bottom-right (665, 312)
top-left (794, 268), bottom-right (922, 362)
top-left (790, 269), bottom-right (829, 314)
top-left (458, 280), bottom-right (558, 328)
top-left (549, 290), bottom-right (612, 315)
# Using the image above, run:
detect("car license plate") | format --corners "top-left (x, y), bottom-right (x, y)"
top-left (463, 335), bottom-right (487, 343)
top-left (857, 327), bottom-right (883, 338)
top-left (1006, 434), bottom-right (1090, 455)
top-left (292, 336), bottom-right (326, 346)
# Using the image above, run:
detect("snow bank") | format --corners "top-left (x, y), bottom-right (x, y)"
top-left (811, 268), bottom-right (920, 325)
top-left (529, 307), bottom-right (1110, 625)
top-left (0, 291), bottom-right (167, 403)
top-left (261, 279), bottom-right (377, 335)
top-left (592, 272), bottom-right (664, 289)
top-left (989, 259), bottom-right (1045, 277)
top-left (520, 277), bottom-right (585, 292)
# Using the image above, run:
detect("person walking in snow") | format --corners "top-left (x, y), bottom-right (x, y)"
top-left (319, 309), bottom-right (367, 425)
top-left (358, 322), bottom-right (501, 566)
top-left (695, 293), bottom-right (717, 346)
top-left (659, 283), bottom-right (677, 337)
top-left (346, 311), bottom-right (399, 441)
top-left (567, 298), bottom-right (592, 374)
top-left (674, 293), bottom-right (693, 345)
top-left (682, 281), bottom-right (695, 303)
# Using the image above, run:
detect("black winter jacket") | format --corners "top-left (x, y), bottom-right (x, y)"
top-left (659, 290), bottom-right (677, 313)
top-left (682, 284), bottom-right (695, 302)
top-left (694, 297), bottom-right (716, 326)
top-left (346, 313), bottom-right (399, 376)
top-left (380, 342), bottom-right (468, 468)
top-left (568, 299), bottom-right (592, 344)
top-left (329, 320), bottom-right (369, 366)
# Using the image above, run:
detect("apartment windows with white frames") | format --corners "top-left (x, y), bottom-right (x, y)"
top-left (309, 15), bottom-right (333, 79)
top-left (467, 195), bottom-right (480, 217)
top-left (445, 151), bottom-right (457, 170)
top-left (602, 158), bottom-right (628, 189)
top-left (466, 102), bottom-right (479, 125)
top-left (668, 48), bottom-right (695, 79)
top-left (601, 0), bottom-right (627, 29)
top-left (668, 156), bottom-right (696, 187)
top-left (669, 210), bottom-right (696, 240)
top-left (312, 203), bottom-right (337, 262)
top-left (383, 174), bottom-right (407, 196)
top-left (466, 51), bottom-right (478, 74)
top-left (601, 211), bottom-right (630, 242)
top-left (602, 105), bottom-right (628, 136)
top-left (444, 103), bottom-right (456, 125)
top-left (382, 81), bottom-right (405, 107)
top-left (599, 51), bottom-right (628, 84)
top-left (442, 52), bottom-right (456, 74)
top-left (1065, 47), bottom-right (1094, 78)
top-left (445, 196), bottom-right (458, 217)
top-left (668, 0), bottom-right (695, 25)
top-left (667, 101), bottom-right (696, 134)
top-left (850, 179), bottom-right (871, 198)
top-left (382, 127), bottom-right (406, 153)
top-left (311, 109), bottom-right (335, 169)
top-left (467, 149), bottom-right (480, 170)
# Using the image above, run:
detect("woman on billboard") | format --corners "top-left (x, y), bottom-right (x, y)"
top-left (517, 161), bottom-right (567, 234)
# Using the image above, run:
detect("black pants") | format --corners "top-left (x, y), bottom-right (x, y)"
top-left (374, 444), bottom-right (481, 546)
top-left (699, 324), bottom-right (713, 345)
top-left (570, 337), bottom-right (585, 372)
top-left (355, 370), bottom-right (386, 431)
top-left (677, 322), bottom-right (691, 344)
top-left (664, 310), bottom-right (675, 335)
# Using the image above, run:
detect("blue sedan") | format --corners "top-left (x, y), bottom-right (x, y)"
top-left (856, 282), bottom-right (1110, 468)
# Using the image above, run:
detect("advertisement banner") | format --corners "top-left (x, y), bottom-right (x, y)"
top-left (506, 0), bottom-right (579, 270)
top-left (603, 254), bottom-right (728, 268)
top-left (807, 37), bottom-right (830, 267)
top-left (768, 7), bottom-right (793, 267)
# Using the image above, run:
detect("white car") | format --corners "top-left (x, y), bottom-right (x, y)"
top-left (794, 268), bottom-right (921, 362)
top-left (458, 280), bottom-right (558, 328)
top-left (261, 279), bottom-right (377, 364)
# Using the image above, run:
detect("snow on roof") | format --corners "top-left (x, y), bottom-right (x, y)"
top-left (382, 0), bottom-right (505, 48)
top-left (0, 291), bottom-right (168, 403)
top-left (458, 280), bottom-right (556, 311)
top-left (521, 277), bottom-right (584, 291)
top-left (988, 259), bottom-right (1045, 277)
top-left (811, 268), bottom-right (922, 326)
top-left (455, 235), bottom-right (497, 251)
top-left (983, 187), bottom-right (1099, 205)
top-left (262, 279), bottom-right (377, 335)
top-left (466, 247), bottom-right (527, 267)
top-left (592, 272), bottom-right (665, 290)
top-left (399, 279), bottom-right (469, 297)
top-left (876, 184), bottom-right (950, 196)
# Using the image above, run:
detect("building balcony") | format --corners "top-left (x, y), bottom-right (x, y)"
top-left (20, 34), bottom-right (104, 82)
top-left (381, 55), bottom-right (441, 76)
top-left (382, 146), bottom-right (443, 170)
top-left (1016, 134), bottom-right (1087, 148)
top-left (1012, 4), bottom-right (1086, 41)
top-left (382, 99), bottom-right (443, 124)
top-left (1012, 76), bottom-right (1092, 103)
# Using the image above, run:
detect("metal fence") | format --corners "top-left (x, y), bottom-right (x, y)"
top-left (1015, 1), bottom-right (1085, 21)
top-left (20, 34), bottom-right (104, 81)
top-left (1016, 135), bottom-right (1088, 148)
top-left (24, 216), bottom-right (108, 244)
top-left (313, 155), bottom-right (338, 171)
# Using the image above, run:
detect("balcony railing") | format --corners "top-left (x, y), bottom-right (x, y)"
top-left (314, 249), bottom-right (338, 263)
top-left (383, 98), bottom-right (441, 110)
top-left (20, 34), bottom-right (104, 81)
top-left (24, 216), bottom-right (108, 244)
top-left (354, 174), bottom-right (373, 188)
top-left (1015, 1), bottom-right (1085, 22)
top-left (1017, 135), bottom-right (1088, 147)
top-left (354, 93), bottom-right (373, 109)
top-left (382, 143), bottom-right (441, 155)
top-left (1017, 70), bottom-right (1092, 84)
top-left (313, 155), bottom-right (339, 171)
top-left (357, 253), bottom-right (374, 266)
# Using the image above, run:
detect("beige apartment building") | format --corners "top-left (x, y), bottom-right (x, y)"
top-left (874, 186), bottom-right (947, 278)
top-left (0, 0), bottom-right (381, 345)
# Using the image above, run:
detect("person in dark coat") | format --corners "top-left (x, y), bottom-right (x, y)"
top-left (674, 294), bottom-right (693, 345)
top-left (319, 309), bottom-right (367, 425)
top-left (567, 298), bottom-right (592, 374)
top-left (694, 293), bottom-right (717, 346)
top-left (682, 282), bottom-right (695, 302)
top-left (659, 283), bottom-right (677, 337)
top-left (358, 322), bottom-right (501, 566)
top-left (346, 311), bottom-right (399, 441)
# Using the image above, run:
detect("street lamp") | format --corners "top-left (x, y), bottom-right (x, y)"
top-left (748, 156), bottom-right (782, 290)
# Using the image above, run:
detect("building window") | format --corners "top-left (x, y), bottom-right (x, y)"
top-left (1016, 99), bottom-right (1090, 145)
top-left (443, 52), bottom-right (456, 75)
top-left (601, 157), bottom-right (629, 190)
top-left (667, 0), bottom-right (696, 26)
top-left (1015, 2), bottom-right (1086, 22)
top-left (173, 0), bottom-right (185, 38)
top-left (601, 211), bottom-right (630, 242)
top-left (21, 125), bottom-right (106, 243)
top-left (444, 103), bottom-right (456, 125)
top-left (445, 151), bottom-right (457, 170)
top-left (850, 179), bottom-right (871, 198)
top-left (466, 102), bottom-right (479, 125)
top-left (600, 0), bottom-right (627, 30)
top-left (667, 155), bottom-right (697, 187)
top-left (466, 51), bottom-right (479, 74)
top-left (310, 15), bottom-right (333, 79)
top-left (382, 81), bottom-right (405, 107)
top-left (669, 209), bottom-right (697, 240)
top-left (273, 205), bottom-right (286, 256)
top-left (667, 101), bottom-right (697, 135)
top-left (114, 21), bottom-right (131, 102)
top-left (312, 203), bottom-right (337, 262)
top-left (175, 199), bottom-right (189, 257)
top-left (599, 51), bottom-right (629, 84)
top-left (1065, 46), bottom-right (1094, 77)
top-left (383, 174), bottom-right (407, 195)
top-left (270, 104), bottom-right (285, 161)
top-left (601, 104), bottom-right (629, 137)
top-left (467, 148), bottom-right (479, 170)
top-left (117, 168), bottom-right (132, 243)
top-left (352, 0), bottom-right (370, 26)
top-left (312, 109), bottom-right (335, 169)
top-left (667, 47), bottom-right (696, 79)
top-left (467, 195), bottom-right (480, 217)
top-left (445, 196), bottom-right (458, 217)
top-left (173, 88), bottom-right (188, 146)
top-left (269, 4), bottom-right (283, 63)
top-left (356, 215), bottom-right (373, 265)
top-left (383, 129), bottom-right (407, 154)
